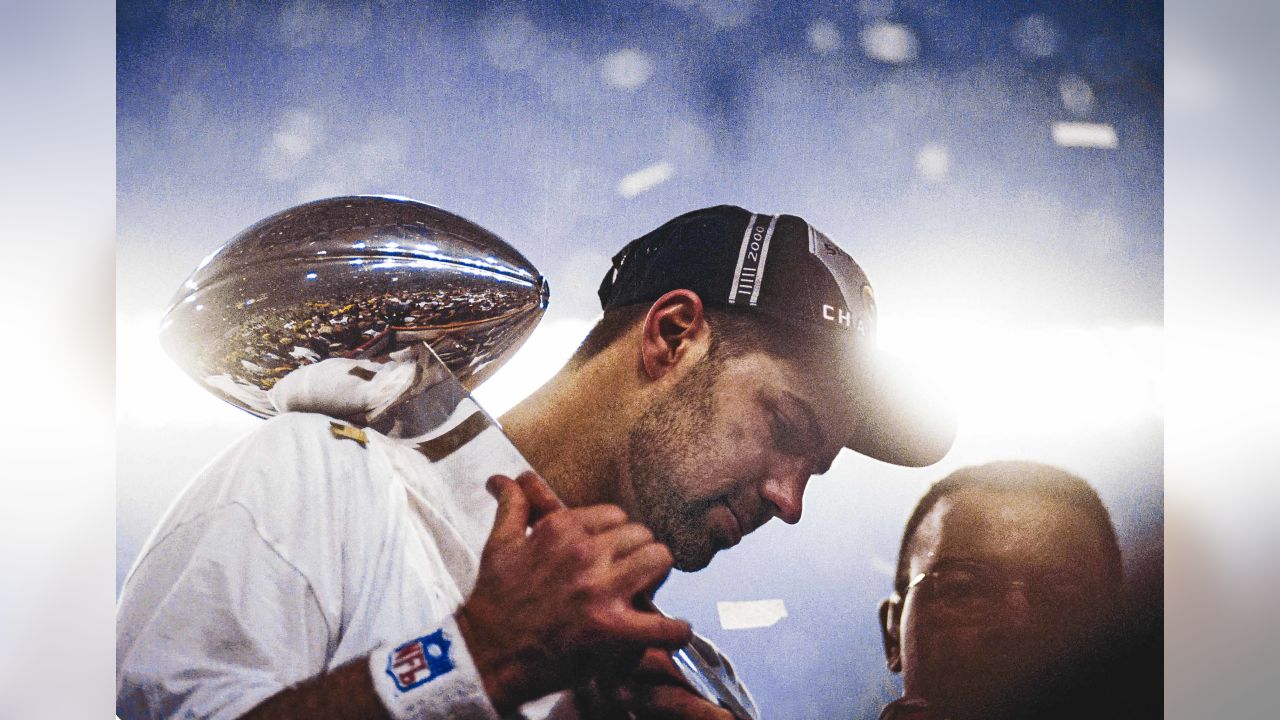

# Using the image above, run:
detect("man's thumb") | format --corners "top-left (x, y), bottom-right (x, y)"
top-left (514, 470), bottom-right (566, 521)
top-left (485, 474), bottom-right (530, 545)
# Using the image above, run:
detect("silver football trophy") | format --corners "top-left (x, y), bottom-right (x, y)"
top-left (160, 194), bottom-right (549, 416)
top-left (160, 195), bottom-right (757, 719)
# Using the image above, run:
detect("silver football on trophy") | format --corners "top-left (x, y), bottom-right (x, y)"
top-left (159, 195), bottom-right (549, 418)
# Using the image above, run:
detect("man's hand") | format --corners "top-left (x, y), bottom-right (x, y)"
top-left (577, 648), bottom-right (735, 720)
top-left (456, 471), bottom-right (693, 714)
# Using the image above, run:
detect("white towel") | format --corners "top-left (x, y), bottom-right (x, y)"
top-left (268, 357), bottom-right (418, 422)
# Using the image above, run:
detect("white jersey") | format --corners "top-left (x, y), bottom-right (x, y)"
top-left (115, 407), bottom-right (574, 719)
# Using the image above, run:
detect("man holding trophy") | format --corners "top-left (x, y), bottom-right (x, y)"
top-left (117, 199), bottom-right (954, 719)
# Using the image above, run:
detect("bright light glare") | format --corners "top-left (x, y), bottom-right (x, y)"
top-left (122, 309), bottom-right (1162, 443)
top-left (860, 22), bottom-right (918, 64)
top-left (1058, 73), bottom-right (1096, 116)
top-left (1052, 121), bottom-right (1119, 149)
top-left (916, 143), bottom-right (950, 181)
top-left (617, 161), bottom-right (674, 198)
top-left (117, 311), bottom-right (254, 429)
top-left (879, 320), bottom-right (1163, 436)
top-left (807, 19), bottom-right (842, 54)
top-left (474, 317), bottom-right (593, 417)
top-left (601, 49), bottom-right (654, 89)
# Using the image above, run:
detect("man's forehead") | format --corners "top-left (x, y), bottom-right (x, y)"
top-left (909, 488), bottom-right (1109, 572)
top-left (762, 354), bottom-right (856, 435)
top-left (711, 351), bottom-right (851, 463)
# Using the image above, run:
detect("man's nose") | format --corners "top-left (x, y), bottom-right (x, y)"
top-left (759, 464), bottom-right (809, 525)
top-left (999, 582), bottom-right (1036, 628)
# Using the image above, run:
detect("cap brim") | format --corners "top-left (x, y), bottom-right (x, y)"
top-left (844, 349), bottom-right (957, 467)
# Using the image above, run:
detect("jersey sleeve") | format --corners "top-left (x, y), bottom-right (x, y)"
top-left (117, 412), bottom-right (374, 719)
top-left (116, 503), bottom-right (331, 719)
top-left (116, 412), bottom-right (508, 720)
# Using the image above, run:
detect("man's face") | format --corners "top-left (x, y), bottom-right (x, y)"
top-left (622, 350), bottom-right (848, 571)
top-left (887, 488), bottom-right (1117, 719)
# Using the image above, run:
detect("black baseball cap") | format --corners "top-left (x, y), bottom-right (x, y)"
top-left (597, 204), bottom-right (956, 467)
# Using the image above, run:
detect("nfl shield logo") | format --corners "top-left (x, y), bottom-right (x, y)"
top-left (386, 628), bottom-right (455, 691)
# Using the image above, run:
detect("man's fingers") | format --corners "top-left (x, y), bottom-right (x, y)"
top-left (596, 522), bottom-right (657, 558)
top-left (567, 505), bottom-right (631, 535)
top-left (632, 648), bottom-right (686, 685)
top-left (614, 542), bottom-right (676, 596)
top-left (514, 470), bottom-right (565, 521)
top-left (620, 684), bottom-right (733, 720)
top-left (612, 611), bottom-right (693, 650)
top-left (484, 474), bottom-right (530, 546)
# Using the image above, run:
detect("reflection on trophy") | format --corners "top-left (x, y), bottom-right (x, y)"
top-left (159, 194), bottom-right (549, 418)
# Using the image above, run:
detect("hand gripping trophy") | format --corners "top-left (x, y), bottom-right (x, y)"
top-left (146, 194), bottom-right (758, 719)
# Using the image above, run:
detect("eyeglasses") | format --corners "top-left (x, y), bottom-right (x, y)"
top-left (901, 562), bottom-right (1103, 621)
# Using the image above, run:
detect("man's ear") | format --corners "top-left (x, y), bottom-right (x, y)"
top-left (638, 289), bottom-right (707, 380)
top-left (879, 596), bottom-right (904, 674)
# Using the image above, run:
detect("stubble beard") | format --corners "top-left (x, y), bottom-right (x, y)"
top-left (624, 360), bottom-right (722, 572)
